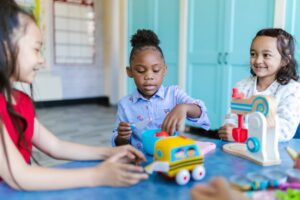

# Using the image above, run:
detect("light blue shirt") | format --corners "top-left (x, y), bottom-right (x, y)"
top-left (112, 85), bottom-right (210, 150)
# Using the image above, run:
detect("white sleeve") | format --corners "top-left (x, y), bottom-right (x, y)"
top-left (276, 83), bottom-right (300, 141)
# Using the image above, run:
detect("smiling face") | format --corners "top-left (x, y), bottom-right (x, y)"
top-left (250, 36), bottom-right (284, 83)
top-left (12, 21), bottom-right (44, 84)
top-left (127, 47), bottom-right (167, 99)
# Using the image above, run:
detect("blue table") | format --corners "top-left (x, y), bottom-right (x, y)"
top-left (0, 138), bottom-right (299, 200)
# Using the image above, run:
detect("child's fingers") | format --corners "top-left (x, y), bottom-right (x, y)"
top-left (108, 151), bottom-right (131, 162)
top-left (118, 123), bottom-right (132, 136)
top-left (118, 130), bottom-right (132, 137)
top-left (119, 122), bottom-right (131, 127)
top-left (126, 146), bottom-right (147, 162)
top-left (120, 164), bottom-right (148, 178)
top-left (123, 170), bottom-right (148, 184)
top-left (218, 127), bottom-right (230, 140)
top-left (110, 148), bottom-right (147, 164)
top-left (120, 151), bottom-right (144, 163)
top-left (192, 184), bottom-right (216, 194)
top-left (122, 163), bottom-right (146, 173)
top-left (190, 184), bottom-right (217, 200)
top-left (115, 151), bottom-right (138, 164)
top-left (119, 123), bottom-right (131, 130)
top-left (161, 115), bottom-right (170, 130)
top-left (210, 177), bottom-right (231, 194)
top-left (163, 117), bottom-right (177, 135)
top-left (219, 132), bottom-right (229, 140)
top-left (175, 118), bottom-right (185, 132)
top-left (118, 168), bottom-right (149, 186)
top-left (210, 177), bottom-right (229, 189)
top-left (167, 121), bottom-right (175, 135)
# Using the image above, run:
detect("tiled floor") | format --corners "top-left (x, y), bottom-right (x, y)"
top-left (33, 104), bottom-right (199, 167)
top-left (33, 104), bottom-right (117, 166)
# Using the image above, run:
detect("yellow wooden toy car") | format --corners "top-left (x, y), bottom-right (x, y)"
top-left (145, 135), bottom-right (205, 185)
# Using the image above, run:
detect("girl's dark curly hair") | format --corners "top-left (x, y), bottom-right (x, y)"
top-left (251, 28), bottom-right (299, 85)
top-left (129, 29), bottom-right (164, 65)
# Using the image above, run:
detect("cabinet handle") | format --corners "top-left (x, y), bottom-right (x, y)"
top-left (223, 52), bottom-right (228, 65)
top-left (218, 52), bottom-right (222, 64)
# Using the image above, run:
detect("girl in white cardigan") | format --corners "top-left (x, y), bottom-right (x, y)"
top-left (219, 28), bottom-right (300, 142)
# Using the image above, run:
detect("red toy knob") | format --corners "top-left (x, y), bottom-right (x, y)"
top-left (155, 131), bottom-right (169, 137)
top-left (232, 88), bottom-right (244, 99)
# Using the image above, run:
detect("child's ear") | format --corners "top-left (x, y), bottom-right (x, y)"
top-left (126, 66), bottom-right (133, 77)
top-left (163, 65), bottom-right (168, 76)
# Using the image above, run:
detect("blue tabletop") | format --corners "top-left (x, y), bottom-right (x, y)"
top-left (0, 138), bottom-right (299, 200)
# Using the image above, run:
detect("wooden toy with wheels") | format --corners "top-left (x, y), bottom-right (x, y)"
top-left (222, 88), bottom-right (281, 166)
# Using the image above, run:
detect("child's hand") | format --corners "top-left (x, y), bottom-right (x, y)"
top-left (190, 177), bottom-right (249, 200)
top-left (95, 151), bottom-right (148, 187)
top-left (218, 124), bottom-right (234, 141)
top-left (162, 104), bottom-right (187, 135)
top-left (116, 122), bottom-right (132, 144)
top-left (110, 145), bottom-right (147, 165)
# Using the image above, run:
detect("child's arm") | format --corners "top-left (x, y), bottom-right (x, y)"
top-left (162, 104), bottom-right (201, 134)
top-left (112, 101), bottom-right (134, 146)
top-left (32, 119), bottom-right (144, 162)
top-left (0, 123), bottom-right (148, 191)
top-left (276, 84), bottom-right (300, 141)
top-left (32, 118), bottom-right (111, 160)
top-left (162, 86), bottom-right (210, 134)
top-left (185, 104), bottom-right (202, 118)
top-left (175, 86), bottom-right (210, 129)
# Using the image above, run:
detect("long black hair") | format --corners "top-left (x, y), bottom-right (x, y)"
top-left (0, 0), bottom-right (38, 190)
top-left (0, 0), bottom-right (37, 151)
top-left (251, 28), bottom-right (299, 85)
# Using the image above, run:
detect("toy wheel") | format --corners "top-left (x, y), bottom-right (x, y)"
top-left (246, 137), bottom-right (260, 153)
top-left (192, 165), bottom-right (205, 180)
top-left (175, 169), bottom-right (190, 185)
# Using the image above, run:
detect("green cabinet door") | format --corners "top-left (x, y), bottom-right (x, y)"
top-left (127, 0), bottom-right (180, 94)
top-left (187, 0), bottom-right (274, 128)
top-left (285, 0), bottom-right (300, 64)
top-left (222, 0), bottom-right (275, 120)
top-left (186, 0), bottom-right (225, 128)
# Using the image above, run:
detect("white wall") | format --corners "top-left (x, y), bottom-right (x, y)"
top-left (101, 0), bottom-right (128, 104)
top-left (30, 0), bottom-right (105, 101)
top-left (274, 0), bottom-right (286, 28)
